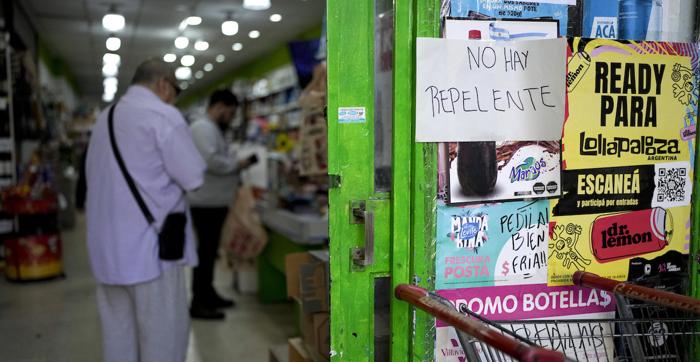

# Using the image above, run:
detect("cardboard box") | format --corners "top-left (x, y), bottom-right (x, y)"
top-left (311, 312), bottom-right (330, 362)
top-left (269, 343), bottom-right (289, 362)
top-left (299, 308), bottom-right (315, 348)
top-left (285, 252), bottom-right (314, 300)
top-left (299, 261), bottom-right (329, 314)
top-left (288, 337), bottom-right (313, 362)
top-left (285, 250), bottom-right (330, 314)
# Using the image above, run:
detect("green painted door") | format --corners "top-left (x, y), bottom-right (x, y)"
top-left (327, 1), bottom-right (440, 361)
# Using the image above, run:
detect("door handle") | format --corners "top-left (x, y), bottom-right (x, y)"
top-left (351, 208), bottom-right (375, 267)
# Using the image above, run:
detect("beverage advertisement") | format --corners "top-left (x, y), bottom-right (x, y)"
top-left (448, 0), bottom-right (573, 36)
top-left (447, 141), bottom-right (561, 204)
top-left (582, 0), bottom-right (696, 42)
top-left (548, 37), bottom-right (697, 286)
top-left (436, 200), bottom-right (550, 290)
top-left (435, 284), bottom-right (617, 361)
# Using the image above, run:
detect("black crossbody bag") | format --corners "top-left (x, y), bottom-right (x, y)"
top-left (107, 104), bottom-right (187, 261)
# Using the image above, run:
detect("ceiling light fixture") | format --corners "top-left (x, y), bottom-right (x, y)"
top-left (174, 36), bottom-right (189, 49)
top-left (221, 12), bottom-right (239, 36)
top-left (186, 16), bottom-right (202, 25)
top-left (203, 63), bottom-right (213, 72)
top-left (180, 55), bottom-right (195, 67)
top-left (175, 66), bottom-right (192, 80)
top-left (103, 53), bottom-right (121, 65)
top-left (163, 53), bottom-right (177, 63)
top-left (104, 76), bottom-right (118, 89)
top-left (102, 6), bottom-right (125, 32)
top-left (232, 43), bottom-right (243, 51)
top-left (243, 0), bottom-right (271, 11)
top-left (104, 85), bottom-right (118, 95)
top-left (106, 36), bottom-right (121, 51)
top-left (194, 71), bottom-right (204, 79)
top-left (194, 40), bottom-right (209, 51)
top-left (102, 63), bottom-right (119, 77)
top-left (104, 76), bottom-right (118, 86)
top-left (270, 14), bottom-right (282, 22)
top-left (103, 92), bottom-right (115, 102)
top-left (180, 82), bottom-right (189, 90)
top-left (216, 54), bottom-right (225, 63)
top-left (248, 30), bottom-right (260, 39)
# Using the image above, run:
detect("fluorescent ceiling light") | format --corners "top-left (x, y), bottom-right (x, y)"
top-left (203, 63), bottom-right (213, 72)
top-left (103, 53), bottom-right (121, 65)
top-left (103, 77), bottom-right (118, 88)
top-left (102, 13), bottom-right (125, 32)
top-left (175, 67), bottom-right (192, 80)
top-left (102, 63), bottom-right (119, 77)
top-left (270, 14), bottom-right (282, 22)
top-left (104, 85), bottom-right (118, 95)
top-left (180, 55), bottom-right (195, 67)
top-left (106, 36), bottom-right (121, 51)
top-left (216, 54), bottom-right (225, 63)
top-left (232, 43), bottom-right (243, 51)
top-left (243, 0), bottom-right (271, 11)
top-left (174, 36), bottom-right (189, 49)
top-left (194, 40), bottom-right (209, 51)
top-left (248, 30), bottom-right (260, 39)
top-left (186, 16), bottom-right (202, 25)
top-left (221, 20), bottom-right (239, 36)
top-left (163, 53), bottom-right (177, 63)
top-left (195, 71), bottom-right (204, 79)
top-left (103, 92), bottom-right (115, 102)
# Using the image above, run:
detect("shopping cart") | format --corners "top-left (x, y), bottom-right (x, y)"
top-left (395, 271), bottom-right (700, 362)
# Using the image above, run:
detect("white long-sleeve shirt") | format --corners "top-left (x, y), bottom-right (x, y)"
top-left (187, 117), bottom-right (239, 207)
top-left (86, 85), bottom-right (206, 285)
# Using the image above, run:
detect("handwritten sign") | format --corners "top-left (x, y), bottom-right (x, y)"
top-left (416, 38), bottom-right (566, 142)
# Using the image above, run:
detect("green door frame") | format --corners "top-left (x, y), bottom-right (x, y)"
top-left (327, 0), bottom-right (441, 361)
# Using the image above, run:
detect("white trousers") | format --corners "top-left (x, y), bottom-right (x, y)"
top-left (96, 266), bottom-right (189, 362)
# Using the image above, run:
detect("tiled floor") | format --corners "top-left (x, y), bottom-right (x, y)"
top-left (0, 214), bottom-right (295, 361)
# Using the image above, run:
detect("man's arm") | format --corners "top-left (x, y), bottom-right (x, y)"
top-left (190, 122), bottom-right (242, 175)
top-left (160, 122), bottom-right (206, 192)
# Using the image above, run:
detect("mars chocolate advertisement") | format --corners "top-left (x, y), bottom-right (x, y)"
top-left (548, 38), bottom-right (697, 286)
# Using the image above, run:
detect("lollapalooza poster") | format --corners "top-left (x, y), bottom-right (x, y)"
top-left (548, 38), bottom-right (697, 286)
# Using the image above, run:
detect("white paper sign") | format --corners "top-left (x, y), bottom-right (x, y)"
top-left (415, 37), bottom-right (566, 142)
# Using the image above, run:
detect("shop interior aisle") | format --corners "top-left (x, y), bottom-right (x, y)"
top-left (0, 214), bottom-right (296, 361)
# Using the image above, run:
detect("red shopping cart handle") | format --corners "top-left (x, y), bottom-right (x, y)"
top-left (395, 284), bottom-right (566, 362)
top-left (522, 347), bottom-right (569, 362)
top-left (572, 271), bottom-right (700, 314)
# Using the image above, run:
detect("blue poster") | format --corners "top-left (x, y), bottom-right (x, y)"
top-left (450, 0), bottom-right (571, 36)
top-left (582, 0), bottom-right (618, 39)
top-left (436, 200), bottom-right (550, 290)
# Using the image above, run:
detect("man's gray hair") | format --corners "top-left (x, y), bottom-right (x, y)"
top-left (131, 58), bottom-right (177, 85)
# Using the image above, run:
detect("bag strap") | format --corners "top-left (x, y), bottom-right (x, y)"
top-left (108, 104), bottom-right (155, 224)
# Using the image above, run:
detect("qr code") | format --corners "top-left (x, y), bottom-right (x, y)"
top-left (657, 167), bottom-right (687, 202)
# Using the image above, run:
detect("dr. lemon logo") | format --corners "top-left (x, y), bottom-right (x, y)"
top-left (510, 157), bottom-right (547, 183)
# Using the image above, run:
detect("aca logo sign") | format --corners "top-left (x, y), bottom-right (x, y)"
top-left (510, 157), bottom-right (547, 183)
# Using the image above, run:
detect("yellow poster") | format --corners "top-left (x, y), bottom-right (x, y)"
top-left (548, 38), bottom-right (697, 286)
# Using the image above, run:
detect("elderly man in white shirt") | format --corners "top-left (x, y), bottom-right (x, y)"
top-left (188, 89), bottom-right (255, 319)
top-left (86, 59), bottom-right (206, 362)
